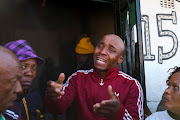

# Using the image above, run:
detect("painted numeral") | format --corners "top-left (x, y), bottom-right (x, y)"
top-left (157, 11), bottom-right (178, 64)
top-left (141, 15), bottom-right (155, 61)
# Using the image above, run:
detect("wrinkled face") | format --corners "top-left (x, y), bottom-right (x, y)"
top-left (0, 62), bottom-right (22, 112)
top-left (21, 58), bottom-right (37, 93)
top-left (93, 35), bottom-right (123, 71)
top-left (163, 72), bottom-right (180, 115)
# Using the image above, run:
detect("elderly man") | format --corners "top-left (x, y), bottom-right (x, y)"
top-left (0, 46), bottom-right (22, 119)
top-left (45, 34), bottom-right (144, 120)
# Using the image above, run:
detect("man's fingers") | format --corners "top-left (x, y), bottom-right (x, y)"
top-left (47, 80), bottom-right (53, 87)
top-left (47, 85), bottom-right (62, 95)
top-left (48, 81), bottom-right (63, 91)
top-left (93, 103), bottom-right (113, 118)
top-left (47, 90), bottom-right (60, 97)
top-left (108, 85), bottom-right (116, 99)
top-left (93, 103), bottom-right (101, 109)
top-left (95, 108), bottom-right (110, 117)
top-left (101, 99), bottom-right (117, 106)
top-left (94, 101), bottom-right (115, 111)
top-left (47, 80), bottom-right (64, 97)
top-left (93, 86), bottom-right (120, 118)
top-left (100, 103), bottom-right (115, 111)
top-left (57, 73), bottom-right (65, 84)
top-left (46, 76), bottom-right (65, 101)
top-left (47, 87), bottom-right (65, 101)
top-left (47, 90), bottom-right (64, 97)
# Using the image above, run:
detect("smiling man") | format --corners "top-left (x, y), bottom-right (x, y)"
top-left (0, 46), bottom-right (23, 119)
top-left (45, 34), bottom-right (144, 120)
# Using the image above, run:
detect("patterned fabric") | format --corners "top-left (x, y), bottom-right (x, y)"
top-left (5, 110), bottom-right (19, 119)
top-left (4, 40), bottom-right (44, 65)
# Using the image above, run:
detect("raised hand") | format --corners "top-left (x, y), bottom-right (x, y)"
top-left (46, 73), bottom-right (65, 101)
top-left (93, 85), bottom-right (120, 118)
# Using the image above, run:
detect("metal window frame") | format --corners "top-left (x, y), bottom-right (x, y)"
top-left (113, 0), bottom-right (147, 114)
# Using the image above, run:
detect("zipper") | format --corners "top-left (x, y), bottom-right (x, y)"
top-left (96, 79), bottom-right (104, 120)
top-left (97, 79), bottom-right (104, 102)
top-left (22, 97), bottom-right (29, 120)
top-left (99, 79), bottom-right (104, 86)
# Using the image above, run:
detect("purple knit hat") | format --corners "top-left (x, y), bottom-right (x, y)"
top-left (4, 40), bottom-right (44, 66)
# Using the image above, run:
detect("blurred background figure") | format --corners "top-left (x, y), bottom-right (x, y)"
top-left (75, 36), bottom-right (94, 70)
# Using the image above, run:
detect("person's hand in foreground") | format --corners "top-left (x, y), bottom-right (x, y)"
top-left (93, 85), bottom-right (120, 118)
top-left (47, 73), bottom-right (65, 101)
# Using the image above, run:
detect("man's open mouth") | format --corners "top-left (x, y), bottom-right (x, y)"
top-left (97, 57), bottom-right (106, 63)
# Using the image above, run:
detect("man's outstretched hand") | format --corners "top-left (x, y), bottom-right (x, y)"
top-left (93, 85), bottom-right (120, 118)
top-left (46, 73), bottom-right (65, 101)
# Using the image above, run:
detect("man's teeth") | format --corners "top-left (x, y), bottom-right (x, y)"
top-left (97, 58), bottom-right (106, 63)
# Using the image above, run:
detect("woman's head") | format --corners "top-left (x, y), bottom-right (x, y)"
top-left (21, 58), bottom-right (37, 92)
top-left (163, 66), bottom-right (180, 115)
top-left (4, 40), bottom-right (43, 93)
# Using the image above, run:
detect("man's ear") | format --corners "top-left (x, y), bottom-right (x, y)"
top-left (117, 56), bottom-right (123, 64)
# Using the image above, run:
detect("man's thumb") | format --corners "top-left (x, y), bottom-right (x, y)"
top-left (108, 85), bottom-right (116, 99)
top-left (57, 73), bottom-right (65, 84)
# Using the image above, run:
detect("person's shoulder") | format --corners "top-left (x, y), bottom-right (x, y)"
top-left (146, 112), bottom-right (160, 120)
top-left (146, 111), bottom-right (173, 120)
top-left (118, 71), bottom-right (135, 79)
top-left (76, 69), bottom-right (93, 74)
top-left (118, 71), bottom-right (139, 83)
top-left (117, 71), bottom-right (143, 91)
top-left (70, 68), bottom-right (93, 77)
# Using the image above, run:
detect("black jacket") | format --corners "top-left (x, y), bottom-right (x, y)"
top-left (4, 87), bottom-right (44, 120)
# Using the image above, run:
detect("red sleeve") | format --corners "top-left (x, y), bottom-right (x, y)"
top-left (111, 80), bottom-right (144, 120)
top-left (44, 73), bottom-right (77, 114)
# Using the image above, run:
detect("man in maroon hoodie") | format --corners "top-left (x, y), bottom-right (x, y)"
top-left (45, 34), bottom-right (144, 120)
